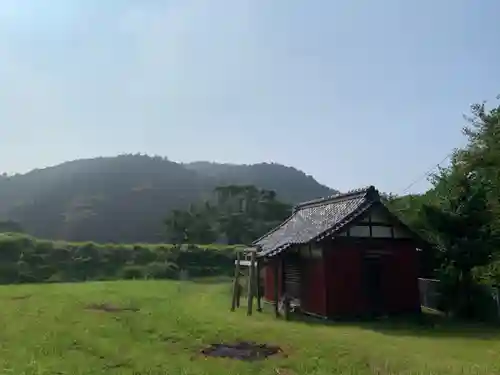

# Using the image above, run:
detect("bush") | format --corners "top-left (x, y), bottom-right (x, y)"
top-left (0, 233), bottom-right (240, 285)
top-left (436, 265), bottom-right (500, 321)
top-left (121, 265), bottom-right (147, 280)
top-left (145, 262), bottom-right (178, 279)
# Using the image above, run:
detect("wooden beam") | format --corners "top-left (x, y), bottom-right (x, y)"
top-left (230, 251), bottom-right (241, 311)
top-left (236, 284), bottom-right (241, 308)
top-left (322, 246), bottom-right (329, 319)
top-left (353, 222), bottom-right (394, 228)
top-left (256, 259), bottom-right (262, 312)
top-left (246, 250), bottom-right (256, 316)
top-left (281, 256), bottom-right (287, 320)
top-left (234, 260), bottom-right (252, 266)
top-left (281, 257), bottom-right (285, 296)
top-left (274, 258), bottom-right (279, 318)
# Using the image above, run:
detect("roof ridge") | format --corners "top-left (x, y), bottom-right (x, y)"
top-left (293, 185), bottom-right (379, 211)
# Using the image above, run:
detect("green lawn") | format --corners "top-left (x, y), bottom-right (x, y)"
top-left (0, 280), bottom-right (499, 375)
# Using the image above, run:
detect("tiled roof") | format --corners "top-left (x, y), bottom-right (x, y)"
top-left (254, 186), bottom-right (380, 257)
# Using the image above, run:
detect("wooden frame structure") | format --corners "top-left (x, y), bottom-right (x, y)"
top-left (230, 247), bottom-right (263, 316)
top-left (230, 246), bottom-right (293, 319)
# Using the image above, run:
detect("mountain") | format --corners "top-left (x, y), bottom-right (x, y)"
top-left (184, 161), bottom-right (334, 204)
top-left (0, 155), bottom-right (336, 243)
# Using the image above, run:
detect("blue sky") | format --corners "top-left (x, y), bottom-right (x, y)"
top-left (0, 0), bottom-right (498, 194)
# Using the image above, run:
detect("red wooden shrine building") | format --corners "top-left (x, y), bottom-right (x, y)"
top-left (253, 186), bottom-right (427, 319)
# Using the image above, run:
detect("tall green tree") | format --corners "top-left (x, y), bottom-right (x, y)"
top-left (422, 172), bottom-right (497, 317)
top-left (164, 210), bottom-right (189, 244)
top-left (164, 185), bottom-right (292, 245)
top-left (413, 97), bottom-right (500, 318)
top-left (164, 205), bottom-right (217, 244)
top-left (458, 99), bottom-right (500, 235)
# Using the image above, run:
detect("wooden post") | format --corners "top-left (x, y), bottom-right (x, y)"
top-left (495, 287), bottom-right (500, 321)
top-left (256, 258), bottom-right (262, 312)
top-left (247, 250), bottom-right (256, 316)
top-left (231, 251), bottom-right (241, 311)
top-left (282, 257), bottom-right (289, 321)
top-left (422, 280), bottom-right (428, 308)
top-left (236, 278), bottom-right (241, 308)
top-left (274, 258), bottom-right (279, 318)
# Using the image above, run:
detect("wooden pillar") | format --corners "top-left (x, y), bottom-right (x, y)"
top-left (281, 256), bottom-right (286, 297)
top-left (236, 274), bottom-right (241, 308)
top-left (274, 258), bottom-right (279, 318)
top-left (231, 251), bottom-right (241, 311)
top-left (322, 245), bottom-right (329, 319)
top-left (247, 250), bottom-right (256, 316)
top-left (495, 287), bottom-right (500, 321)
top-left (256, 258), bottom-right (262, 312)
top-left (282, 256), bottom-right (289, 320)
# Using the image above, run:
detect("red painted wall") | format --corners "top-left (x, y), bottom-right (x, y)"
top-left (300, 258), bottom-right (327, 316)
top-left (263, 260), bottom-right (282, 302)
top-left (383, 240), bottom-right (420, 314)
top-left (262, 238), bottom-right (420, 317)
top-left (324, 239), bottom-right (420, 317)
top-left (263, 255), bottom-right (327, 316)
top-left (324, 243), bottom-right (364, 316)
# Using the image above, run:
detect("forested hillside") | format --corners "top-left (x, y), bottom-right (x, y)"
top-left (185, 161), bottom-right (334, 203)
top-left (0, 156), bottom-right (334, 243)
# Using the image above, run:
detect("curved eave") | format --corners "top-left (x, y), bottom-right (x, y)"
top-left (257, 200), bottom-right (374, 258)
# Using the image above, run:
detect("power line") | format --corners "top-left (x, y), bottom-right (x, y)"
top-left (399, 152), bottom-right (454, 195)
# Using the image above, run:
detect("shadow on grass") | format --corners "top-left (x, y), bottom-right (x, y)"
top-left (289, 310), bottom-right (500, 340)
top-left (189, 276), bottom-right (233, 285)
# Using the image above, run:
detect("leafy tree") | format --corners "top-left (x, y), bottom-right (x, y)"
top-left (382, 96), bottom-right (500, 320)
top-left (422, 172), bottom-right (498, 318)
top-left (188, 204), bottom-right (217, 244)
top-left (458, 99), bottom-right (500, 236)
top-left (406, 96), bottom-right (500, 318)
top-left (164, 205), bottom-right (217, 244)
top-left (164, 185), bottom-right (292, 244)
top-left (164, 210), bottom-right (189, 244)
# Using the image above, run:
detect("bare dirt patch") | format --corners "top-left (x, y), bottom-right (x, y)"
top-left (10, 295), bottom-right (31, 301)
top-left (201, 341), bottom-right (282, 361)
top-left (86, 303), bottom-right (139, 313)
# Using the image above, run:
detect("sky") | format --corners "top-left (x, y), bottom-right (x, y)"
top-left (0, 0), bottom-right (499, 194)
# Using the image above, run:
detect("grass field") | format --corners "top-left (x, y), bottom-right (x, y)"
top-left (1, 280), bottom-right (499, 375)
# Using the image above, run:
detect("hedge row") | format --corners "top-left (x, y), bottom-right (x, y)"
top-left (0, 233), bottom-right (240, 284)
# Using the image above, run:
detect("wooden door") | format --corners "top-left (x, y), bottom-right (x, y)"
top-left (362, 255), bottom-right (384, 316)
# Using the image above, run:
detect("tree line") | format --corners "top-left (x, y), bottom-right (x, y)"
top-left (387, 96), bottom-right (500, 320)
